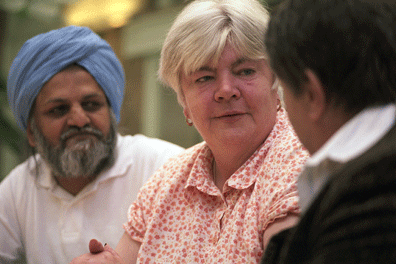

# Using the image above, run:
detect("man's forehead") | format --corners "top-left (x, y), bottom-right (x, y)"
top-left (39, 92), bottom-right (106, 105)
top-left (35, 68), bottom-right (107, 103)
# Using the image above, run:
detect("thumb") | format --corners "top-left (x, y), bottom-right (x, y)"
top-left (89, 239), bottom-right (104, 254)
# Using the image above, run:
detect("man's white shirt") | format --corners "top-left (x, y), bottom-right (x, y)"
top-left (0, 134), bottom-right (184, 263)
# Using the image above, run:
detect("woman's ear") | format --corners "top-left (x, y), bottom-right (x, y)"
top-left (183, 108), bottom-right (193, 126)
top-left (303, 69), bottom-right (327, 122)
top-left (183, 108), bottom-right (188, 119)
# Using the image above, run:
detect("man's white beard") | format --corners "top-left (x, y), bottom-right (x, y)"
top-left (30, 117), bottom-right (117, 179)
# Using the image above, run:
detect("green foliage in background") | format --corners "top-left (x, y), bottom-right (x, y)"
top-left (0, 74), bottom-right (21, 154)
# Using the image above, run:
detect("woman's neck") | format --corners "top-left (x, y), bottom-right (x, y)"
top-left (210, 140), bottom-right (262, 189)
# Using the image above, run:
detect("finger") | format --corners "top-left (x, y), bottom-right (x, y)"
top-left (103, 244), bottom-right (125, 261)
top-left (89, 239), bottom-right (104, 254)
top-left (103, 243), bottom-right (117, 254)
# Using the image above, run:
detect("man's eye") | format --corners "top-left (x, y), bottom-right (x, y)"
top-left (48, 105), bottom-right (68, 116)
top-left (83, 101), bottom-right (102, 111)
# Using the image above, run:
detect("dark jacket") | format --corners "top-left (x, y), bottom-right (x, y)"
top-left (262, 119), bottom-right (396, 264)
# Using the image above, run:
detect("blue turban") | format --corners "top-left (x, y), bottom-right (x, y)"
top-left (7, 25), bottom-right (125, 131)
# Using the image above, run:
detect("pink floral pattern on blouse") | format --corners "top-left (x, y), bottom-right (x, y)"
top-left (124, 108), bottom-right (309, 263)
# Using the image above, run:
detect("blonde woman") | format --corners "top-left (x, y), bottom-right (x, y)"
top-left (71, 0), bottom-right (309, 263)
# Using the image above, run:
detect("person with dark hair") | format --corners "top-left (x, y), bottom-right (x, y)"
top-left (0, 25), bottom-right (184, 263)
top-left (262, 0), bottom-right (396, 263)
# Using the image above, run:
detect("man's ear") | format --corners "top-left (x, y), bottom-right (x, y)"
top-left (303, 69), bottom-right (327, 121)
top-left (26, 120), bottom-right (36, 147)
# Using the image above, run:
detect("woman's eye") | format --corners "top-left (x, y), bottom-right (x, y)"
top-left (196, 75), bottom-right (213, 83)
top-left (239, 69), bottom-right (255, 76)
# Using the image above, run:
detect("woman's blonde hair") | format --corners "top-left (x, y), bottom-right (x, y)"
top-left (158, 0), bottom-right (271, 107)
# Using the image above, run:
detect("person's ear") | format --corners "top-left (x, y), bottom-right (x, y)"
top-left (183, 108), bottom-right (193, 126)
top-left (183, 107), bottom-right (189, 120)
top-left (303, 69), bottom-right (327, 122)
top-left (26, 119), bottom-right (37, 147)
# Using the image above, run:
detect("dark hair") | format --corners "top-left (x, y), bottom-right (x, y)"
top-left (265, 0), bottom-right (396, 113)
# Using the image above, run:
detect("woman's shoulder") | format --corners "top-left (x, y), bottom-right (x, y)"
top-left (254, 110), bottom-right (309, 184)
top-left (267, 109), bottom-right (309, 162)
top-left (141, 141), bottom-right (209, 187)
top-left (162, 141), bottom-right (208, 167)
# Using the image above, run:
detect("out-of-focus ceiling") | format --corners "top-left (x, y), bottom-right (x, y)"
top-left (1, 0), bottom-right (146, 31)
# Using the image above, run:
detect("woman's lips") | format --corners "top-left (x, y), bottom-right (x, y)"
top-left (216, 112), bottom-right (245, 122)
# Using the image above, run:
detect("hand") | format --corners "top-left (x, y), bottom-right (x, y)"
top-left (70, 239), bottom-right (126, 264)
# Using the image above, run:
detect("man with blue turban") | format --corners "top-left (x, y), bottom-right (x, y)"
top-left (0, 26), bottom-right (184, 263)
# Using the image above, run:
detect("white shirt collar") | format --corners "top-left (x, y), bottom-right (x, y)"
top-left (298, 104), bottom-right (395, 213)
top-left (307, 104), bottom-right (396, 166)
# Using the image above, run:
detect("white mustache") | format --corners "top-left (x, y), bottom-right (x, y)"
top-left (60, 126), bottom-right (103, 143)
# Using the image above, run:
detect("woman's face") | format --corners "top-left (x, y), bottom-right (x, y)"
top-left (180, 43), bottom-right (279, 150)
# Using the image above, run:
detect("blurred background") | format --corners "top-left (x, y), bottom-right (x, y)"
top-left (0, 0), bottom-right (283, 181)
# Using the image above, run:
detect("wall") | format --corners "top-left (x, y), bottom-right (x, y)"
top-left (120, 5), bottom-right (202, 148)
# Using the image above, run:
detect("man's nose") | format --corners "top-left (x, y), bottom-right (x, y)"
top-left (66, 105), bottom-right (90, 127)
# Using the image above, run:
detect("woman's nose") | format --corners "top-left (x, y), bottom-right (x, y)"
top-left (214, 74), bottom-right (241, 101)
